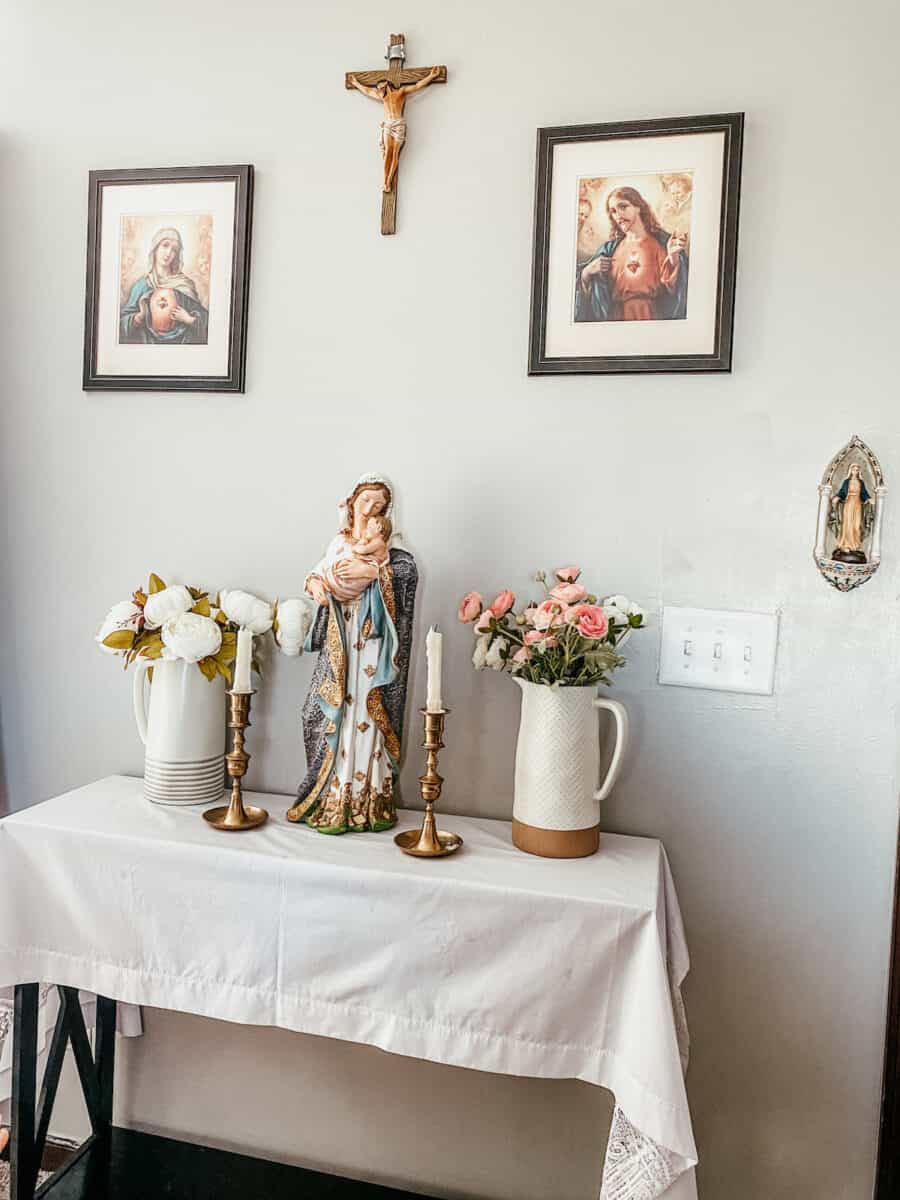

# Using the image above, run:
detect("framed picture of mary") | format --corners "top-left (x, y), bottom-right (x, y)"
top-left (83, 165), bottom-right (253, 392)
top-left (528, 113), bottom-right (743, 374)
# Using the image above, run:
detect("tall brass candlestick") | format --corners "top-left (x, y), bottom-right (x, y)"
top-left (203, 690), bottom-right (268, 831)
top-left (394, 708), bottom-right (462, 857)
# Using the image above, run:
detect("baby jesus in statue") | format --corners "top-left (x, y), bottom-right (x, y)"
top-left (308, 515), bottom-right (392, 605)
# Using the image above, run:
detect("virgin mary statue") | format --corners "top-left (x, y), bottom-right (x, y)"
top-left (288, 475), bottom-right (418, 833)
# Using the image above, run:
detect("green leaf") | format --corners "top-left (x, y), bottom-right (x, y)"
top-left (197, 657), bottom-right (217, 682)
top-left (102, 630), bottom-right (135, 651)
top-left (148, 573), bottom-right (166, 595)
top-left (147, 666), bottom-right (154, 684)
top-left (191, 595), bottom-right (211, 618)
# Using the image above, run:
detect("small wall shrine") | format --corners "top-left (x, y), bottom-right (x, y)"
top-left (814, 435), bottom-right (886, 592)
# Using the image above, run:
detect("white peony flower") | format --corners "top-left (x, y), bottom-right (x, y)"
top-left (605, 594), bottom-right (631, 611)
top-left (143, 585), bottom-right (194, 630)
top-left (472, 634), bottom-right (491, 670)
top-left (274, 597), bottom-right (314, 657)
top-left (160, 612), bottom-right (222, 663)
top-left (96, 600), bottom-right (141, 654)
top-left (219, 589), bottom-right (274, 635)
top-left (626, 601), bottom-right (645, 619)
top-left (485, 637), bottom-right (508, 670)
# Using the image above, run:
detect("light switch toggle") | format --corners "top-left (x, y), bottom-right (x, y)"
top-left (659, 606), bottom-right (779, 695)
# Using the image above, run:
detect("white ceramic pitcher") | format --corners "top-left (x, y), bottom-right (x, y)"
top-left (133, 659), bottom-right (227, 805)
top-left (512, 678), bottom-right (629, 858)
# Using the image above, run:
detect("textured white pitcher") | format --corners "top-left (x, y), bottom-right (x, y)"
top-left (512, 678), bottom-right (629, 858)
top-left (133, 659), bottom-right (227, 805)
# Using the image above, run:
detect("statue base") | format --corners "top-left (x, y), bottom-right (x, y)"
top-left (832, 548), bottom-right (867, 564)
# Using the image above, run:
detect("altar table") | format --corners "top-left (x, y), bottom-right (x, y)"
top-left (0, 776), bottom-right (698, 1199)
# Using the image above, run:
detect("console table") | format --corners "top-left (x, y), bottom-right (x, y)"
top-left (0, 776), bottom-right (697, 1199)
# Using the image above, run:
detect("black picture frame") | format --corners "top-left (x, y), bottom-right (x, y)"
top-left (528, 113), bottom-right (743, 375)
top-left (83, 164), bottom-right (254, 393)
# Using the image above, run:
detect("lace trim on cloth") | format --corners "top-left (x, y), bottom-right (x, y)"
top-left (601, 1106), bottom-right (684, 1200)
top-left (600, 930), bottom-right (693, 1200)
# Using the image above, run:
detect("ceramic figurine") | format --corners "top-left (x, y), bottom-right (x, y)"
top-left (814, 435), bottom-right (886, 591)
top-left (288, 475), bottom-right (417, 833)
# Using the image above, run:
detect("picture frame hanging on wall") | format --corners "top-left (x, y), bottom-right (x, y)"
top-left (528, 113), bottom-right (743, 375)
top-left (83, 164), bottom-right (253, 393)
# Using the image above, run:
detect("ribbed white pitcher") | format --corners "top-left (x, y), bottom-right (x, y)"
top-left (133, 659), bottom-right (226, 805)
top-left (512, 678), bottom-right (628, 858)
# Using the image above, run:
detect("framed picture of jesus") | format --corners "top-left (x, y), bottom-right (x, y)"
top-left (528, 113), bottom-right (743, 375)
top-left (83, 164), bottom-right (253, 392)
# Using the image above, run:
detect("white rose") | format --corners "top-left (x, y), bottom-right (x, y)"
top-left (95, 600), bottom-right (141, 654)
top-left (602, 604), bottom-right (629, 626)
top-left (219, 589), bottom-right (274, 635)
top-left (274, 597), bottom-right (314, 657)
top-left (605, 594), bottom-right (631, 612)
top-left (485, 637), bottom-right (508, 670)
top-left (160, 612), bottom-right (222, 663)
top-left (143, 585), bottom-right (194, 630)
top-left (472, 634), bottom-right (491, 670)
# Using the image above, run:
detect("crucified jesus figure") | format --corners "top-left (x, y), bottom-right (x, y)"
top-left (348, 67), bottom-right (442, 193)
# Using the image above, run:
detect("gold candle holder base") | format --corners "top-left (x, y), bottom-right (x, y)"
top-left (394, 708), bottom-right (463, 858)
top-left (204, 690), bottom-right (269, 832)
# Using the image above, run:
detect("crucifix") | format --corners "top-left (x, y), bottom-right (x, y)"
top-left (345, 34), bottom-right (447, 235)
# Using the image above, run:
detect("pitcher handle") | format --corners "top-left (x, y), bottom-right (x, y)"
top-left (132, 658), bottom-right (152, 746)
top-left (593, 698), bottom-right (629, 802)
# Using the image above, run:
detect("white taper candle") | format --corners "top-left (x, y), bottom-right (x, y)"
top-left (233, 627), bottom-right (253, 694)
top-left (425, 625), bottom-right (443, 712)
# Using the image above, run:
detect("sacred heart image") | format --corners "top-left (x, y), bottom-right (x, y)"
top-left (575, 171), bottom-right (692, 323)
top-left (118, 214), bottom-right (212, 345)
top-left (528, 113), bottom-right (742, 374)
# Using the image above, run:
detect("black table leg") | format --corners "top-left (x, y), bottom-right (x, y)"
top-left (10, 986), bottom-right (118, 1199)
top-left (11, 984), bottom-right (40, 1200)
top-left (94, 996), bottom-right (116, 1140)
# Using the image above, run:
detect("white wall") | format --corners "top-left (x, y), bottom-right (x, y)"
top-left (2, 1), bottom-right (899, 1196)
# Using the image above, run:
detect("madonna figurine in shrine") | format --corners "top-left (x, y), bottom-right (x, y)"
top-left (288, 475), bottom-right (417, 833)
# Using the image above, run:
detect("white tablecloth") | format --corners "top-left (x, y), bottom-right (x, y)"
top-left (0, 776), bottom-right (697, 1199)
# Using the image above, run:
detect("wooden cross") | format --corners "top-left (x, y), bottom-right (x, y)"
top-left (345, 34), bottom-right (447, 235)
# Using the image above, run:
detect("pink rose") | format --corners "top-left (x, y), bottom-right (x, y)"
top-left (458, 592), bottom-right (483, 623)
top-left (511, 646), bottom-right (531, 665)
top-left (524, 629), bottom-right (544, 645)
top-left (555, 565), bottom-right (582, 583)
top-left (490, 589), bottom-right (515, 618)
top-left (576, 605), bottom-right (609, 640)
top-left (533, 599), bottom-right (567, 631)
top-left (549, 582), bottom-right (587, 604)
top-left (474, 610), bottom-right (493, 634)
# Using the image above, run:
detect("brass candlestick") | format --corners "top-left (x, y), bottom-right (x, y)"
top-left (203, 690), bottom-right (268, 831)
top-left (394, 708), bottom-right (463, 857)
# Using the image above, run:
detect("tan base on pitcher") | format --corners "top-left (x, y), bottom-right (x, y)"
top-left (511, 818), bottom-right (600, 859)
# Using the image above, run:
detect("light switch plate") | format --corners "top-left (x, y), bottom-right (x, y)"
top-left (658, 606), bottom-right (779, 695)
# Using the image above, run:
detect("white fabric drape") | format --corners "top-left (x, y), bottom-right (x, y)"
top-left (0, 776), bottom-right (697, 1199)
